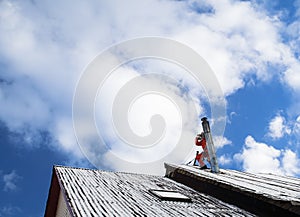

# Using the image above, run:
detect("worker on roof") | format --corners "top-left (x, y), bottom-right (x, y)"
top-left (194, 132), bottom-right (210, 169)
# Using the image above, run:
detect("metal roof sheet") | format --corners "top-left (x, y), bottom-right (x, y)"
top-left (53, 166), bottom-right (255, 217)
top-left (165, 163), bottom-right (300, 216)
top-left (167, 164), bottom-right (300, 202)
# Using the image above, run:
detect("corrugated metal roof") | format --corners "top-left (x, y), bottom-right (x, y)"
top-left (165, 163), bottom-right (300, 216)
top-left (166, 164), bottom-right (300, 202)
top-left (53, 166), bottom-right (255, 217)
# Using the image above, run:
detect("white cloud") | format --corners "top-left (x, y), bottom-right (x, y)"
top-left (0, 0), bottom-right (300, 173)
top-left (234, 136), bottom-right (300, 176)
top-left (3, 170), bottom-right (21, 192)
top-left (176, 0), bottom-right (298, 95)
top-left (219, 154), bottom-right (232, 166)
top-left (282, 149), bottom-right (300, 176)
top-left (234, 136), bottom-right (282, 174)
top-left (213, 136), bottom-right (232, 149)
top-left (52, 118), bottom-right (83, 158)
top-left (0, 205), bottom-right (21, 217)
top-left (266, 114), bottom-right (300, 149)
top-left (294, 116), bottom-right (300, 135)
top-left (267, 114), bottom-right (291, 139)
top-left (283, 61), bottom-right (300, 91)
top-left (86, 66), bottom-right (202, 174)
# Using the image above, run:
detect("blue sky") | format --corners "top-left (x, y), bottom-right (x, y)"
top-left (1, 0), bottom-right (300, 216)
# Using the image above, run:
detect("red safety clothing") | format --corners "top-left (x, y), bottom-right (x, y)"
top-left (194, 133), bottom-right (210, 168)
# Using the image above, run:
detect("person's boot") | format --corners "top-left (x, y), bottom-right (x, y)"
top-left (200, 165), bottom-right (208, 169)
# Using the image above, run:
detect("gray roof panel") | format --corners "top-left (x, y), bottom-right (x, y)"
top-left (165, 163), bottom-right (300, 216)
top-left (54, 166), bottom-right (255, 217)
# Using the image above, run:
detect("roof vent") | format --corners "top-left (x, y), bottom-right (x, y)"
top-left (149, 189), bottom-right (191, 202)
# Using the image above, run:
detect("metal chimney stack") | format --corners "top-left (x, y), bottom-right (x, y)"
top-left (201, 117), bottom-right (220, 173)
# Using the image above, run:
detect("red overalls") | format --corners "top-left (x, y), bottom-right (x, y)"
top-left (195, 134), bottom-right (210, 168)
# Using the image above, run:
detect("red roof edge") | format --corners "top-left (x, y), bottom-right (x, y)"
top-left (44, 166), bottom-right (60, 217)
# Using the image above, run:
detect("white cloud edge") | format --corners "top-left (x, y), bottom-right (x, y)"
top-left (0, 0), bottom-right (300, 174)
top-left (234, 135), bottom-right (300, 176)
top-left (267, 113), bottom-right (291, 140)
top-left (2, 170), bottom-right (21, 192)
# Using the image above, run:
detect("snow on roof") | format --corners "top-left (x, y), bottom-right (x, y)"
top-left (165, 163), bottom-right (300, 216)
top-left (50, 166), bottom-right (254, 217)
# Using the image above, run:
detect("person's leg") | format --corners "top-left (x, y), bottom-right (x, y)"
top-left (193, 151), bottom-right (199, 165)
top-left (196, 152), bottom-right (207, 168)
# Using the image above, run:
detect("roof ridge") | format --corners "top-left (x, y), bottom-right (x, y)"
top-left (53, 165), bottom-right (162, 177)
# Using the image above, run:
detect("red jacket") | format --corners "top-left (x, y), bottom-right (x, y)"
top-left (195, 136), bottom-right (206, 149)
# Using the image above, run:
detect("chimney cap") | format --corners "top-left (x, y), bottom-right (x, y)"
top-left (201, 117), bottom-right (208, 122)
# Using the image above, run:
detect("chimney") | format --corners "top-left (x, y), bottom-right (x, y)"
top-left (201, 117), bottom-right (220, 173)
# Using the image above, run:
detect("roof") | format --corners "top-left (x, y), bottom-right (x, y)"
top-left (44, 165), bottom-right (254, 217)
top-left (165, 163), bottom-right (300, 216)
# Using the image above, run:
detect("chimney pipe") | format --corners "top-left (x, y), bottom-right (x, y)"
top-left (201, 117), bottom-right (220, 173)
